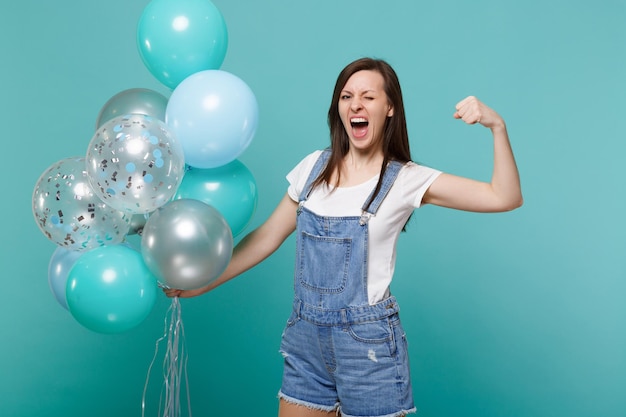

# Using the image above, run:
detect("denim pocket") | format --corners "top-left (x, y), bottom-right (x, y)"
top-left (347, 316), bottom-right (401, 358)
top-left (348, 317), bottom-right (393, 341)
top-left (297, 231), bottom-right (351, 293)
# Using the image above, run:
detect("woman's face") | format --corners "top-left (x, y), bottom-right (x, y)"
top-left (338, 70), bottom-right (394, 152)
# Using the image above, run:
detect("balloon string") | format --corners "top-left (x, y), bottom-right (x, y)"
top-left (142, 297), bottom-right (192, 417)
top-left (142, 301), bottom-right (171, 417)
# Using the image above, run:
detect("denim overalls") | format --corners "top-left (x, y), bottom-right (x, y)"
top-left (279, 150), bottom-right (416, 417)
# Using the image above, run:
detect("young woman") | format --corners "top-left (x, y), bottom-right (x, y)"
top-left (165, 57), bottom-right (522, 417)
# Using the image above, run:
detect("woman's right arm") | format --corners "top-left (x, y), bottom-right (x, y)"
top-left (164, 193), bottom-right (299, 298)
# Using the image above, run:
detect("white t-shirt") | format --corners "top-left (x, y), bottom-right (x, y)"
top-left (287, 150), bottom-right (442, 304)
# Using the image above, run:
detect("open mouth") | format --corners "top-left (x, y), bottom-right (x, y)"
top-left (350, 117), bottom-right (369, 128)
top-left (350, 117), bottom-right (369, 138)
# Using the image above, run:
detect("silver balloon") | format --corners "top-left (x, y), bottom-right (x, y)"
top-left (128, 213), bottom-right (150, 235)
top-left (32, 157), bottom-right (131, 251)
top-left (95, 88), bottom-right (168, 129)
top-left (86, 114), bottom-right (185, 215)
top-left (141, 199), bottom-right (233, 290)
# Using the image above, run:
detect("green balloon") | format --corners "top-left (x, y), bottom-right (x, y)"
top-left (173, 160), bottom-right (257, 236)
top-left (137, 0), bottom-right (228, 89)
top-left (66, 245), bottom-right (157, 334)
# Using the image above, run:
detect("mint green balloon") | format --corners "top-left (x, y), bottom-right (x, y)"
top-left (137, 0), bottom-right (228, 89)
top-left (66, 245), bottom-right (157, 334)
top-left (173, 160), bottom-right (257, 236)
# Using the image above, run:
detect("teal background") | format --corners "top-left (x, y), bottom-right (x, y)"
top-left (2, 1), bottom-right (625, 416)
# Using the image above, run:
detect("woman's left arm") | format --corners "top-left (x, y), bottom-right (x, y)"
top-left (422, 96), bottom-right (523, 213)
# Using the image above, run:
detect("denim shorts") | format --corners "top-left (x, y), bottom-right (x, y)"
top-left (278, 300), bottom-right (416, 417)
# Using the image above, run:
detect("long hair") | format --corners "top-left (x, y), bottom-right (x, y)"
top-left (312, 57), bottom-right (412, 211)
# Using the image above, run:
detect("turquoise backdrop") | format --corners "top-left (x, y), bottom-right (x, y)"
top-left (2, 1), bottom-right (625, 416)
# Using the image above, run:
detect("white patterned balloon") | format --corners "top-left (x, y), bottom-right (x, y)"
top-left (85, 114), bottom-right (185, 214)
top-left (32, 157), bottom-right (131, 251)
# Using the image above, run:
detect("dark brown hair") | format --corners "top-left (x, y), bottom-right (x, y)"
top-left (313, 57), bottom-right (412, 210)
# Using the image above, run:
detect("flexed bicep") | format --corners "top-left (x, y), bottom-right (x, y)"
top-left (423, 173), bottom-right (514, 212)
top-left (425, 97), bottom-right (522, 213)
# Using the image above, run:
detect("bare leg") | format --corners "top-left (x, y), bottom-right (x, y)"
top-left (278, 399), bottom-right (338, 417)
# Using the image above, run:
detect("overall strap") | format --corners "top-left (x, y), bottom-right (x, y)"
top-left (361, 160), bottom-right (404, 215)
top-left (298, 149), bottom-right (331, 203)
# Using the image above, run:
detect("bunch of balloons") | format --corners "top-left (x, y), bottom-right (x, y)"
top-left (32, 0), bottom-right (259, 334)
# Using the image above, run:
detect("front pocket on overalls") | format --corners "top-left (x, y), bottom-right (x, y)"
top-left (347, 317), bottom-right (398, 358)
top-left (298, 231), bottom-right (352, 293)
top-left (348, 319), bottom-right (393, 344)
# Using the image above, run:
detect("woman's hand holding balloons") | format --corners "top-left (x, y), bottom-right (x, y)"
top-left (162, 286), bottom-right (210, 298)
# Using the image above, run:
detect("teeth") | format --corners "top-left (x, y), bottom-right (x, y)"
top-left (351, 117), bottom-right (367, 123)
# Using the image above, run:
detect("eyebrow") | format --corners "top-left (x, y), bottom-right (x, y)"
top-left (341, 89), bottom-right (377, 94)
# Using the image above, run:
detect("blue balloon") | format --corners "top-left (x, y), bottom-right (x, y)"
top-left (174, 160), bottom-right (258, 236)
top-left (66, 245), bottom-right (157, 333)
top-left (166, 70), bottom-right (259, 169)
top-left (48, 247), bottom-right (83, 310)
top-left (137, 0), bottom-right (228, 89)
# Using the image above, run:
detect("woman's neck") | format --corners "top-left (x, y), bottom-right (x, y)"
top-left (335, 149), bottom-right (383, 187)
